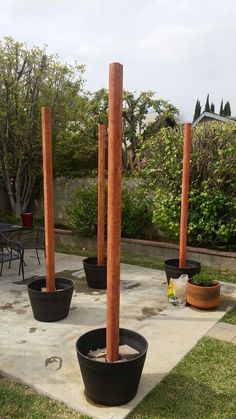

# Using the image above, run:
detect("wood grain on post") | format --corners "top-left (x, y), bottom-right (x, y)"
top-left (106, 63), bottom-right (123, 362)
top-left (41, 107), bottom-right (55, 292)
top-left (179, 123), bottom-right (192, 269)
top-left (97, 124), bottom-right (106, 265)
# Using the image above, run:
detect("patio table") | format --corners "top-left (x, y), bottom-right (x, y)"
top-left (0, 223), bottom-right (22, 234)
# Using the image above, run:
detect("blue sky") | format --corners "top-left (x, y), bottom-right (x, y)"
top-left (1, 0), bottom-right (235, 120)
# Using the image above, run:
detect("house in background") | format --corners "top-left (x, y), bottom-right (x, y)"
top-left (193, 111), bottom-right (236, 128)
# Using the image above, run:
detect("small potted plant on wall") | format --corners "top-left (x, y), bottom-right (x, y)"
top-left (186, 272), bottom-right (220, 309)
top-left (83, 123), bottom-right (107, 289)
top-left (28, 107), bottom-right (74, 322)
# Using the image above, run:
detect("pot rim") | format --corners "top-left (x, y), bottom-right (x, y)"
top-left (187, 278), bottom-right (219, 289)
top-left (83, 257), bottom-right (107, 267)
top-left (27, 277), bottom-right (75, 294)
top-left (75, 327), bottom-right (148, 365)
top-left (164, 258), bottom-right (201, 268)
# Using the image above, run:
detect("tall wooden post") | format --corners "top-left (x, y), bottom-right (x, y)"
top-left (179, 123), bottom-right (192, 269)
top-left (106, 63), bottom-right (123, 362)
top-left (41, 107), bottom-right (55, 292)
top-left (97, 124), bottom-right (106, 266)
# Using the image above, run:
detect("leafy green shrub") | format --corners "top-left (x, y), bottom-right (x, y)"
top-left (121, 187), bottom-right (152, 238)
top-left (191, 273), bottom-right (216, 287)
top-left (153, 184), bottom-right (236, 246)
top-left (141, 122), bottom-right (236, 247)
top-left (0, 214), bottom-right (21, 225)
top-left (66, 184), bottom-right (98, 237)
top-left (66, 183), bottom-right (152, 239)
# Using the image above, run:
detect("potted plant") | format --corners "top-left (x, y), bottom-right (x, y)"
top-left (164, 123), bottom-right (201, 283)
top-left (75, 63), bottom-right (148, 406)
top-left (186, 272), bottom-right (220, 309)
top-left (83, 124), bottom-right (107, 289)
top-left (21, 211), bottom-right (33, 227)
top-left (28, 107), bottom-right (74, 322)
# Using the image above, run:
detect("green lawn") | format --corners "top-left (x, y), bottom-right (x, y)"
top-left (220, 307), bottom-right (236, 325)
top-left (55, 243), bottom-right (236, 284)
top-left (1, 337), bottom-right (235, 419)
top-left (128, 337), bottom-right (236, 419)
top-left (0, 376), bottom-right (88, 419)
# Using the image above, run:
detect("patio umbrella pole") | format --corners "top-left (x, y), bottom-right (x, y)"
top-left (41, 107), bottom-right (56, 292)
top-left (97, 123), bottom-right (106, 266)
top-left (179, 123), bottom-right (192, 269)
top-left (106, 63), bottom-right (123, 362)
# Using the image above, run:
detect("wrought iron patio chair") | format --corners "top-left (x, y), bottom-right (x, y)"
top-left (0, 233), bottom-right (25, 280)
top-left (6, 226), bottom-right (45, 266)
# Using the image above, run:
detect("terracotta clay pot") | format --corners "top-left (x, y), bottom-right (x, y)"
top-left (186, 279), bottom-right (220, 309)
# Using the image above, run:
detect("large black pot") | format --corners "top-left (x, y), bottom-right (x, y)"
top-left (28, 277), bottom-right (74, 322)
top-left (75, 328), bottom-right (148, 406)
top-left (83, 257), bottom-right (107, 289)
top-left (164, 258), bottom-right (201, 284)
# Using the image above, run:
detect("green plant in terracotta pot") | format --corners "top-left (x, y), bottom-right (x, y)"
top-left (186, 272), bottom-right (220, 310)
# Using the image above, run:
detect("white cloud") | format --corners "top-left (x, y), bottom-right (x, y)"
top-left (0, 0), bottom-right (236, 119)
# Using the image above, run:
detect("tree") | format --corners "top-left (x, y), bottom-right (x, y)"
top-left (224, 101), bottom-right (231, 117)
top-left (60, 88), bottom-right (178, 173)
top-left (210, 103), bottom-right (215, 113)
top-left (140, 123), bottom-right (236, 246)
top-left (220, 100), bottom-right (224, 116)
top-left (122, 90), bottom-right (178, 170)
top-left (0, 37), bottom-right (85, 215)
top-left (193, 100), bottom-right (201, 121)
top-left (204, 94), bottom-right (210, 112)
top-left (53, 89), bottom-right (108, 177)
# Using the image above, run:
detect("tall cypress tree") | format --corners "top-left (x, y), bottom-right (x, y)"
top-left (204, 94), bottom-right (210, 112)
top-left (210, 103), bottom-right (215, 113)
top-left (224, 101), bottom-right (231, 117)
top-left (193, 99), bottom-right (201, 121)
top-left (220, 100), bottom-right (224, 116)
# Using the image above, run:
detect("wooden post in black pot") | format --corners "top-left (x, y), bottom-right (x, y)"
top-left (82, 123), bottom-right (107, 289)
top-left (42, 107), bottom-right (56, 292)
top-left (27, 107), bottom-right (74, 322)
top-left (97, 123), bottom-right (106, 266)
top-left (106, 63), bottom-right (123, 362)
top-left (164, 123), bottom-right (201, 283)
top-left (75, 63), bottom-right (148, 406)
top-left (179, 123), bottom-right (191, 269)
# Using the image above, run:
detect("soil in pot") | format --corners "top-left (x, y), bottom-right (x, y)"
top-left (83, 257), bottom-right (107, 289)
top-left (164, 258), bottom-right (201, 284)
top-left (75, 327), bottom-right (148, 406)
top-left (28, 277), bottom-right (74, 322)
top-left (186, 279), bottom-right (220, 309)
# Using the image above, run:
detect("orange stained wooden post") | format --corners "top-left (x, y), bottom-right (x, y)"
top-left (179, 123), bottom-right (192, 268)
top-left (97, 124), bottom-right (106, 265)
top-left (41, 107), bottom-right (55, 292)
top-left (106, 63), bottom-right (123, 362)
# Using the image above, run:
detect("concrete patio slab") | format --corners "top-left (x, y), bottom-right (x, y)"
top-left (0, 251), bottom-right (235, 419)
top-left (206, 322), bottom-right (236, 343)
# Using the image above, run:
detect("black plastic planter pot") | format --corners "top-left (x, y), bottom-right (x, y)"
top-left (83, 257), bottom-right (107, 289)
top-left (75, 328), bottom-right (148, 406)
top-left (164, 258), bottom-right (201, 284)
top-left (28, 277), bottom-right (74, 322)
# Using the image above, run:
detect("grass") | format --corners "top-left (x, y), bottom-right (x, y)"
top-left (55, 243), bottom-right (236, 284)
top-left (1, 337), bottom-right (235, 419)
top-left (220, 307), bottom-right (236, 325)
top-left (128, 337), bottom-right (236, 419)
top-left (0, 376), bottom-right (88, 419)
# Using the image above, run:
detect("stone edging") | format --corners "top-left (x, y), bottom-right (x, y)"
top-left (54, 229), bottom-right (236, 270)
